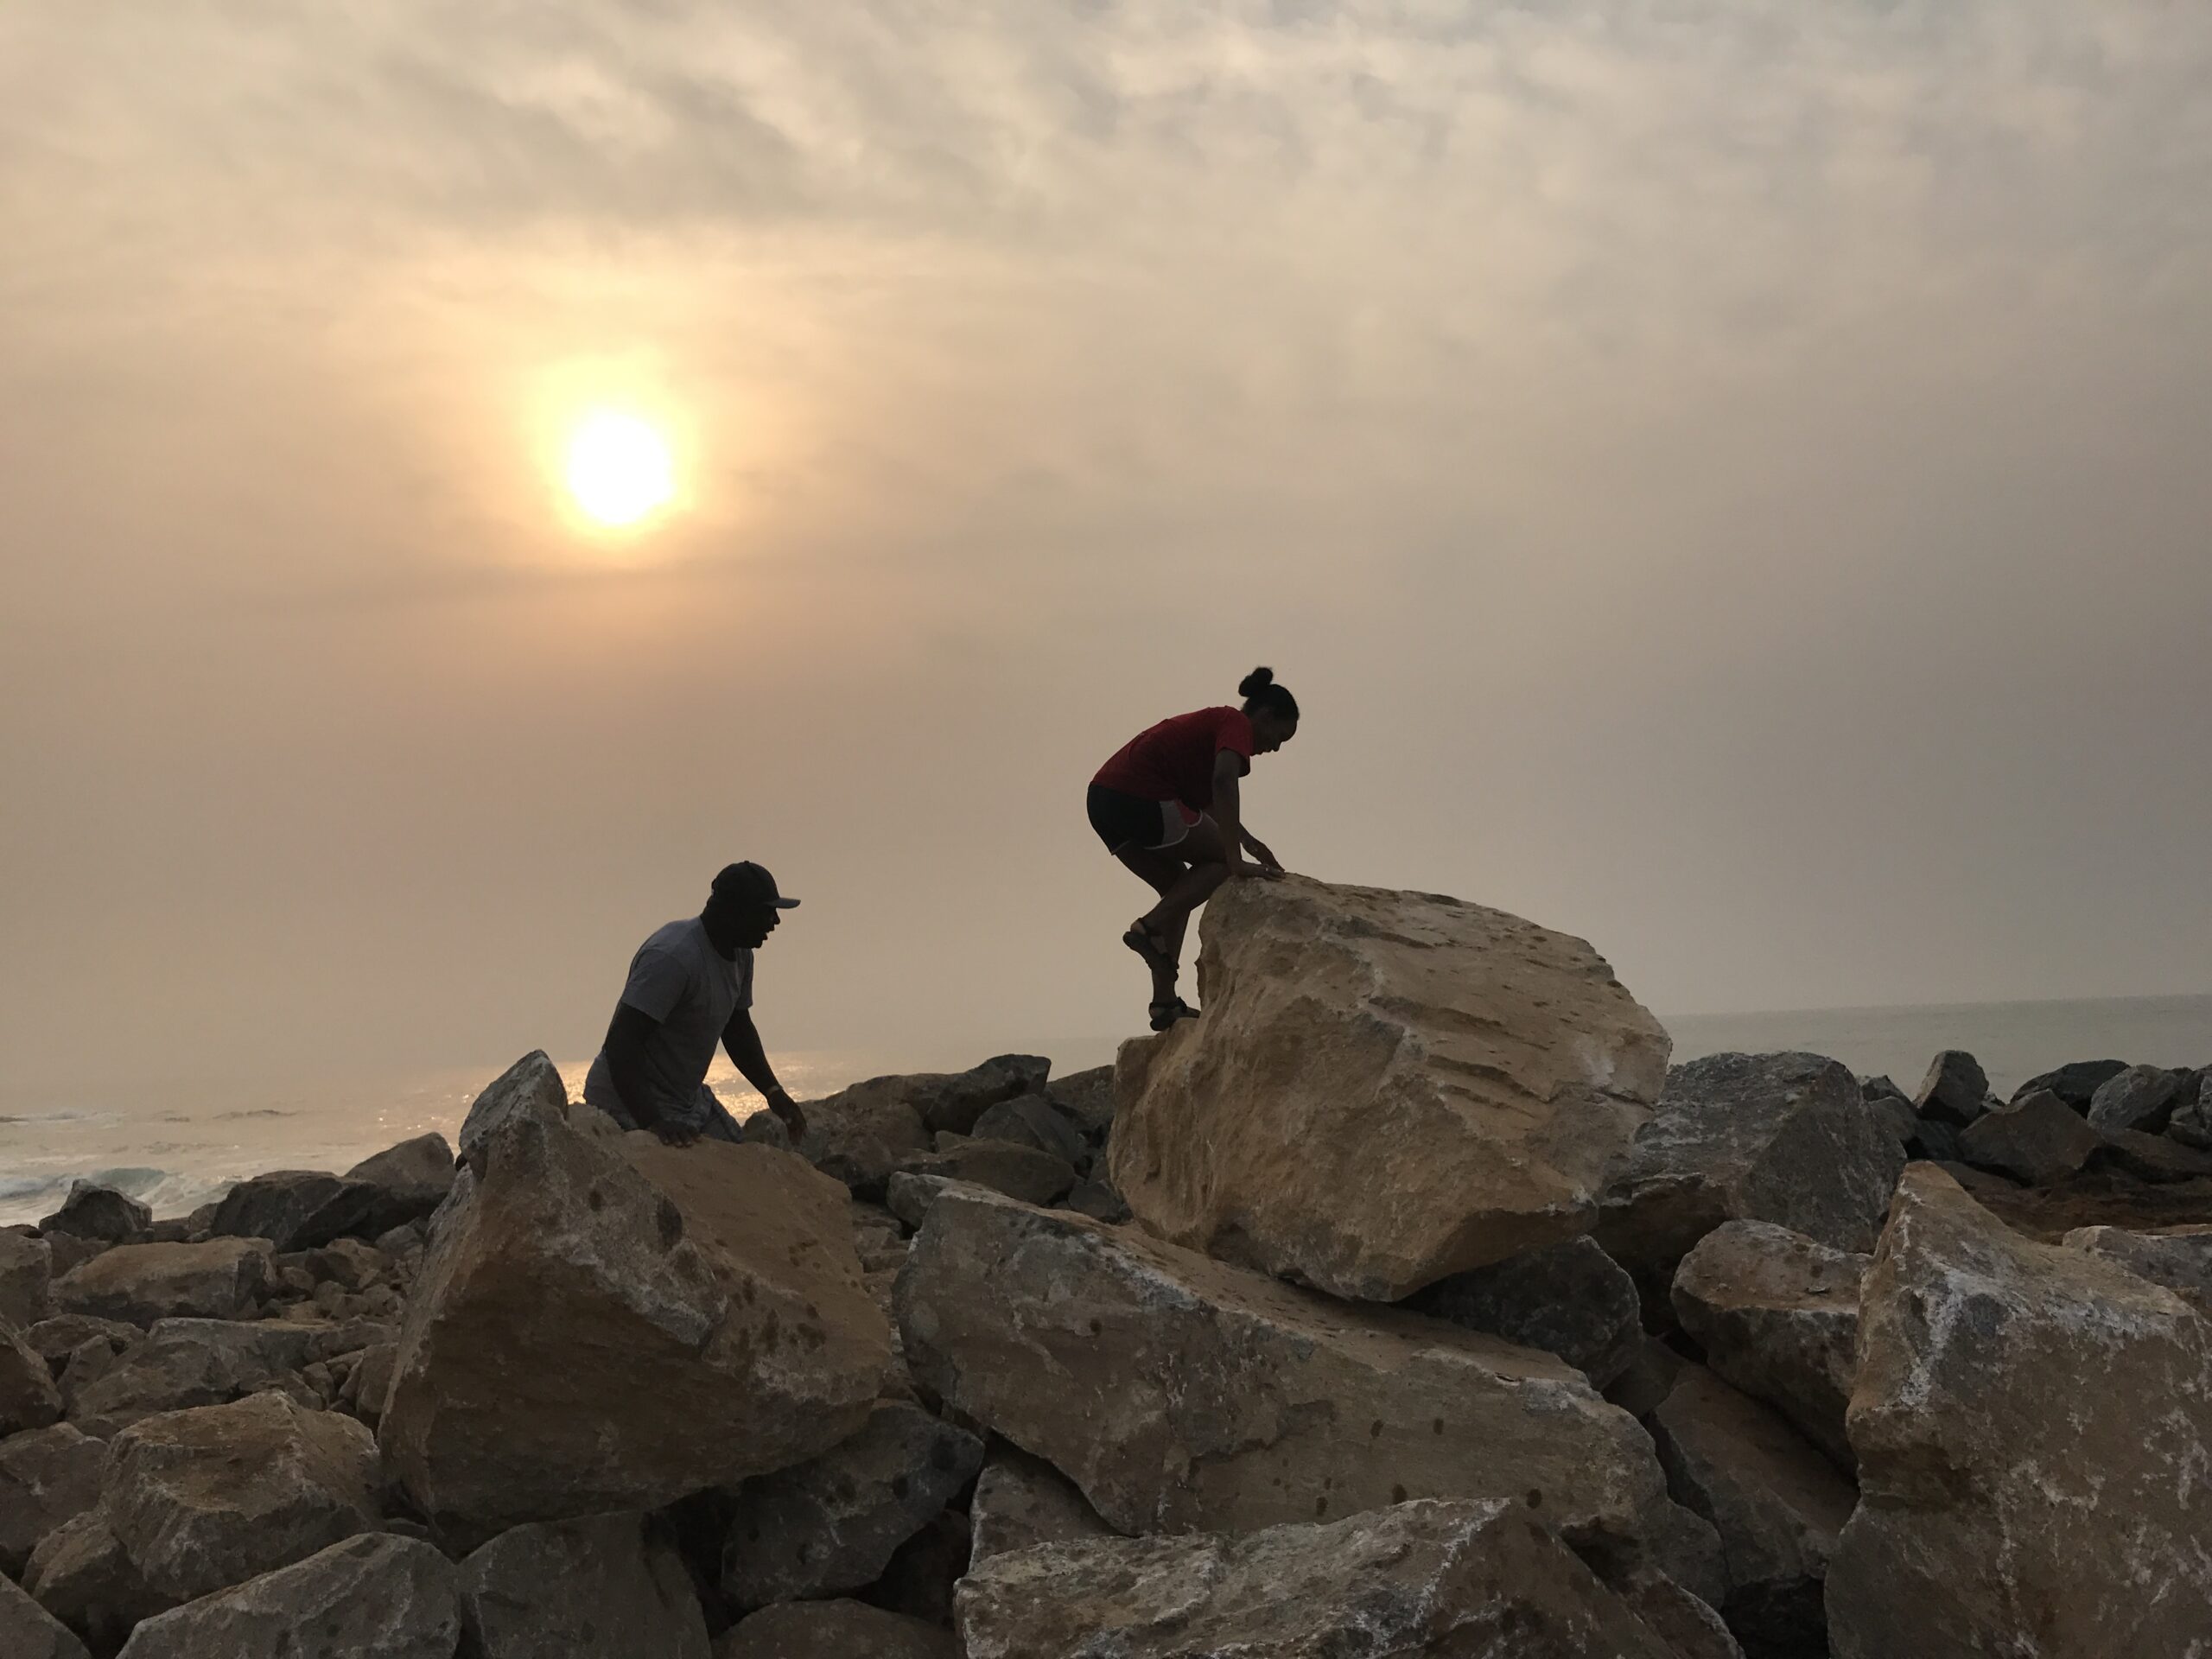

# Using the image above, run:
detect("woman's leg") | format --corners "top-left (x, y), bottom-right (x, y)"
top-left (1122, 817), bottom-right (1231, 999)
top-left (1116, 845), bottom-right (1192, 1005)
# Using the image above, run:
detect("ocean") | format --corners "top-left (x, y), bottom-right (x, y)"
top-left (4, 996), bottom-right (2208, 1226)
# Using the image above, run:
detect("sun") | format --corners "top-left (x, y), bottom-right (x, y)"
top-left (564, 410), bottom-right (674, 528)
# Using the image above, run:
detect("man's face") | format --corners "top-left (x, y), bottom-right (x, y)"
top-left (736, 903), bottom-right (781, 950)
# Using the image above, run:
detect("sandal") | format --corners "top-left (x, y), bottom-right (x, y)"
top-left (1147, 997), bottom-right (1200, 1033)
top-left (1122, 918), bottom-right (1174, 970)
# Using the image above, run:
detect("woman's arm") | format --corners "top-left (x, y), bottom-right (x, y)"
top-left (1211, 751), bottom-right (1268, 877)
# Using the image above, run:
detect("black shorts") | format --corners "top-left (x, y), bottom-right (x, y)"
top-left (1087, 784), bottom-right (1192, 855)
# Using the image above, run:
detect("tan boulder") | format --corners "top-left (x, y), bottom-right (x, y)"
top-left (53, 1240), bottom-right (272, 1325)
top-left (1827, 1166), bottom-right (2212, 1658)
top-left (379, 1094), bottom-right (890, 1532)
top-left (956, 1497), bottom-right (1680, 1659)
top-left (894, 1185), bottom-right (1697, 1574)
top-left (1109, 876), bottom-right (1670, 1300)
top-left (1669, 1221), bottom-right (1865, 1468)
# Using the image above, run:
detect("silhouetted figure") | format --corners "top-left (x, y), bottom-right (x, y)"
top-left (582, 862), bottom-right (809, 1147)
top-left (1087, 667), bottom-right (1300, 1030)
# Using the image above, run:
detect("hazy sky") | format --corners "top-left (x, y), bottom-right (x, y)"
top-left (5, 2), bottom-right (2209, 1094)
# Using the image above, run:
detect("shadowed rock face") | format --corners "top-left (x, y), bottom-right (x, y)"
top-left (893, 1185), bottom-right (1696, 1573)
top-left (1109, 876), bottom-right (1670, 1301)
top-left (1599, 1052), bottom-right (1905, 1299)
top-left (53, 1240), bottom-right (272, 1326)
top-left (1827, 1166), bottom-right (2212, 1659)
top-left (109, 1534), bottom-right (461, 1659)
top-left (716, 1599), bottom-right (957, 1659)
top-left (0, 1574), bottom-right (90, 1659)
top-left (461, 1511), bottom-right (708, 1659)
top-left (955, 1498), bottom-right (1682, 1659)
top-left (1956, 1090), bottom-right (2102, 1185)
top-left (379, 1088), bottom-right (891, 1534)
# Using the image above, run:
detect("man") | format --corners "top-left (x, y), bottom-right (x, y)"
top-left (582, 861), bottom-right (810, 1147)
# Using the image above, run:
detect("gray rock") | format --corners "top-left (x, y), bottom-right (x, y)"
top-left (1407, 1235), bottom-right (1643, 1388)
top-left (2170, 1077), bottom-right (2212, 1152)
top-left (1670, 1222), bottom-right (1866, 1470)
top-left (896, 1137), bottom-right (1076, 1207)
top-left (1827, 1166), bottom-right (2212, 1658)
top-left (968, 1094), bottom-right (1089, 1169)
top-left (24, 1510), bottom-right (166, 1652)
top-left (715, 1599), bottom-right (956, 1659)
top-left (42, 1234), bottom-right (111, 1279)
top-left (1858, 1075), bottom-right (1909, 1107)
top-left (114, 1534), bottom-right (461, 1659)
top-left (2, 1319), bottom-right (63, 1433)
top-left (2090, 1126), bottom-right (2212, 1183)
top-left (1651, 1368), bottom-right (1854, 1659)
top-left (207, 1172), bottom-right (349, 1252)
top-left (1859, 1093), bottom-right (1920, 1149)
top-left (461, 1510), bottom-right (707, 1658)
top-left (1956, 1089), bottom-right (2104, 1185)
top-left (0, 1421), bottom-right (107, 1575)
top-left (1604, 1335), bottom-right (1690, 1423)
top-left (1598, 1053), bottom-right (1904, 1298)
top-left (67, 1317), bottom-right (321, 1436)
top-left (906, 1055), bottom-right (1053, 1136)
top-left (885, 1173), bottom-right (957, 1230)
top-left (797, 1058), bottom-right (1050, 1196)
top-left (967, 1446), bottom-right (1115, 1569)
top-left (954, 1497), bottom-right (1680, 1659)
top-left (40, 1185), bottom-right (153, 1244)
top-left (0, 1574), bottom-right (91, 1659)
top-left (25, 1313), bottom-right (138, 1371)
top-left (1913, 1050), bottom-right (1992, 1127)
top-left (54, 1239), bottom-right (273, 1325)
top-left (1605, 1567), bottom-right (1746, 1659)
top-left (341, 1342), bottom-right (397, 1426)
top-left (456, 1051), bottom-right (569, 1166)
top-left (2013, 1059), bottom-right (2127, 1112)
top-left (105, 1390), bottom-right (382, 1607)
top-left (721, 1400), bottom-right (983, 1605)
top-left (1046, 1065), bottom-right (1116, 1138)
top-left (2062, 1224), bottom-right (2212, 1316)
top-left (346, 1134), bottom-right (455, 1205)
top-left (1, 1231), bottom-right (54, 1327)
top-left (894, 1185), bottom-right (1696, 1573)
top-left (2087, 1064), bottom-right (2186, 1135)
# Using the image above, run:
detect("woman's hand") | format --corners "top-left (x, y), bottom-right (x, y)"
top-left (1241, 832), bottom-right (1285, 874)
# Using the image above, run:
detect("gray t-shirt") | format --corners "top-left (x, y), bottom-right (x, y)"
top-left (582, 918), bottom-right (753, 1132)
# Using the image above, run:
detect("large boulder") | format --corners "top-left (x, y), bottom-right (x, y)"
top-left (894, 1185), bottom-right (1694, 1573)
top-left (2, 1231), bottom-right (54, 1326)
top-left (1405, 1234), bottom-right (1643, 1388)
top-left (796, 1091), bottom-right (933, 1198)
top-left (2086, 1063), bottom-right (2185, 1135)
top-left (456, 1051), bottom-right (569, 1162)
top-left (24, 1510), bottom-right (167, 1652)
top-left (461, 1510), bottom-right (708, 1658)
top-left (715, 1599), bottom-right (957, 1659)
top-left (1955, 1089), bottom-right (2102, 1185)
top-left (967, 1445), bottom-right (1116, 1568)
top-left (1110, 876), bottom-right (1670, 1300)
top-left (1912, 1050), bottom-right (1991, 1127)
top-left (0, 1575), bottom-right (90, 1659)
top-left (3, 1319), bottom-right (64, 1433)
top-left (0, 1422), bottom-right (107, 1575)
top-left (1598, 1052), bottom-right (1904, 1302)
top-left (1650, 1368), bottom-right (1854, 1659)
top-left (345, 1134), bottom-right (456, 1212)
top-left (102, 1390), bottom-right (381, 1608)
top-left (112, 1534), bottom-right (460, 1659)
top-left (830, 1055), bottom-right (1052, 1141)
top-left (955, 1497), bottom-right (1680, 1659)
top-left (1827, 1166), bottom-right (2212, 1658)
top-left (1046, 1065), bottom-right (1116, 1138)
top-left (2062, 1224), bottom-right (2212, 1316)
top-left (2170, 1076), bottom-right (2212, 1152)
top-left (40, 1185), bottom-right (152, 1244)
top-left (53, 1240), bottom-right (272, 1325)
top-left (67, 1318), bottom-right (321, 1437)
top-left (895, 1138), bottom-right (1076, 1207)
top-left (969, 1094), bottom-right (1090, 1170)
top-left (1669, 1221), bottom-right (1865, 1470)
top-left (720, 1400), bottom-right (983, 1605)
top-left (207, 1173), bottom-right (348, 1252)
top-left (379, 1095), bottom-right (890, 1533)
top-left (2013, 1058), bottom-right (2126, 1112)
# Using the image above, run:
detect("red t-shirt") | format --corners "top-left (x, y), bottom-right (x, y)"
top-left (1092, 707), bottom-right (1255, 810)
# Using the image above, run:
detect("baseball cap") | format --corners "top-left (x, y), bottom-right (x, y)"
top-left (711, 861), bottom-right (800, 909)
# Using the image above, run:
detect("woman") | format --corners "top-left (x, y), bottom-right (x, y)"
top-left (1086, 667), bottom-right (1300, 1029)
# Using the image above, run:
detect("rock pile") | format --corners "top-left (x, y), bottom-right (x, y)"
top-left (5, 881), bottom-right (2209, 1657)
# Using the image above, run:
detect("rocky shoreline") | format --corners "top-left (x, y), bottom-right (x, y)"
top-left (4, 875), bottom-right (2209, 1657)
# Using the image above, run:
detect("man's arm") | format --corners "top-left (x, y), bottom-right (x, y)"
top-left (605, 1003), bottom-right (699, 1147)
top-left (724, 1010), bottom-right (807, 1141)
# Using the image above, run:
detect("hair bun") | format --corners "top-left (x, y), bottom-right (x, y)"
top-left (1238, 666), bottom-right (1275, 696)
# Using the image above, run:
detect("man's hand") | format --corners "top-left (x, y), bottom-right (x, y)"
top-left (767, 1087), bottom-right (808, 1144)
top-left (651, 1116), bottom-right (702, 1148)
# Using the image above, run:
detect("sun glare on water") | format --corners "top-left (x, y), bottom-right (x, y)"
top-left (565, 410), bottom-right (675, 528)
